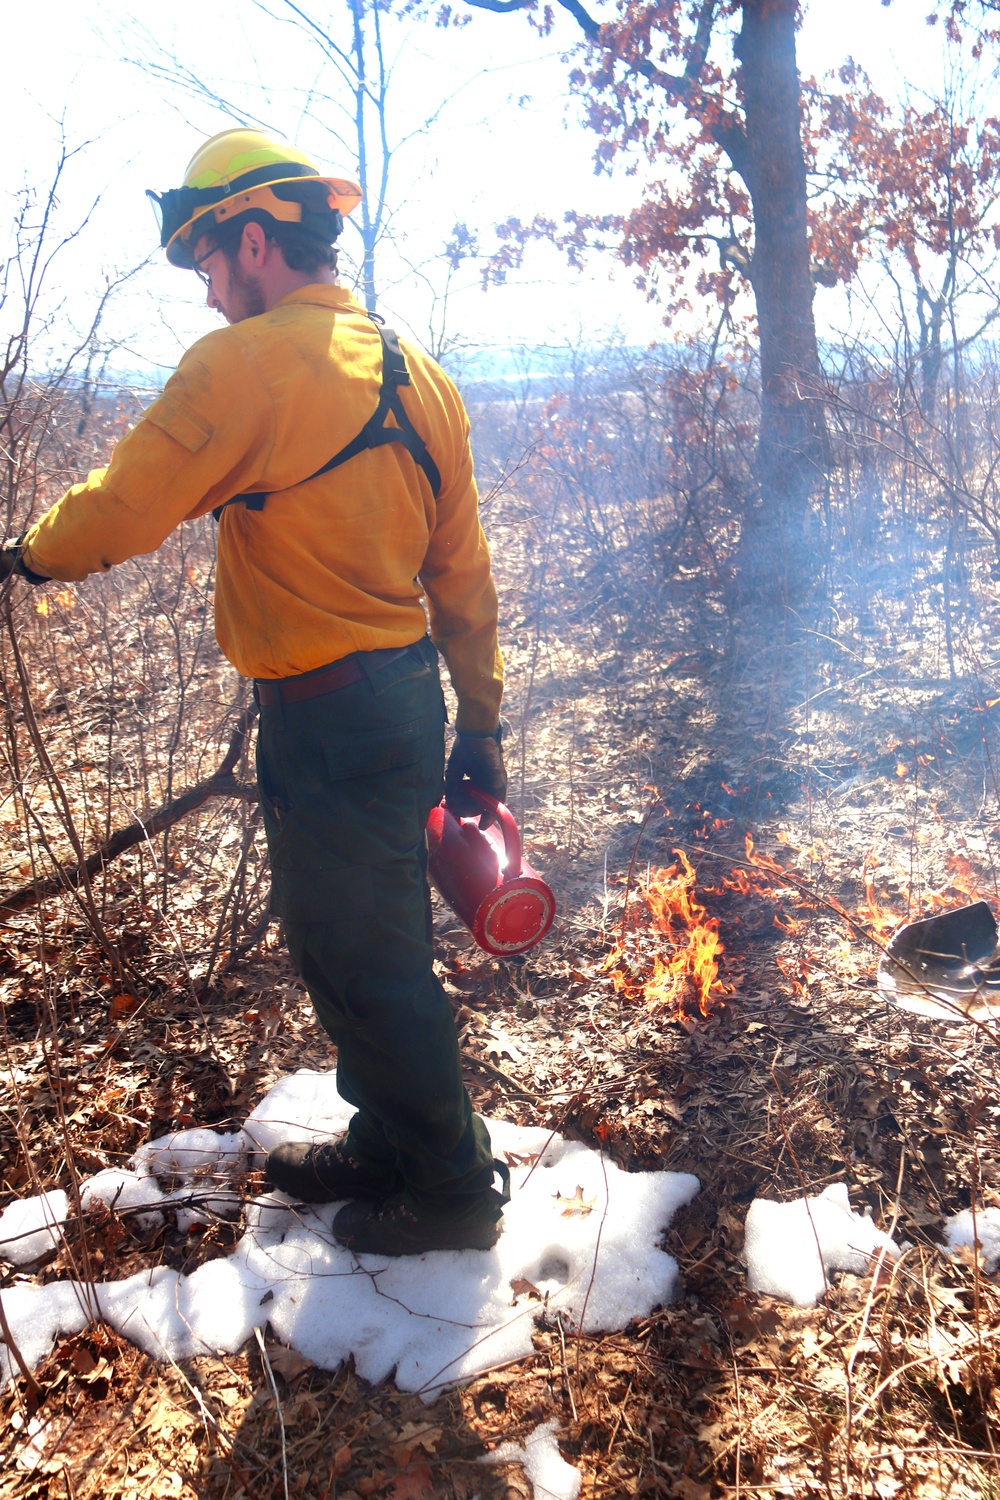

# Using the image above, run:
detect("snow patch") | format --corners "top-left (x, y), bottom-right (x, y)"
top-left (0, 1071), bottom-right (699, 1392)
top-left (82, 1133), bottom-right (246, 1235)
top-left (0, 1282), bottom-right (92, 1379)
top-left (133, 1126), bottom-right (247, 1179)
top-left (242, 1071), bottom-right (354, 1159)
top-left (744, 1183), bottom-right (899, 1307)
top-left (80, 1169), bottom-right (168, 1231)
top-left (482, 1418), bottom-right (581, 1499)
top-left (0, 1190), bottom-right (69, 1265)
top-left (944, 1207), bottom-right (1000, 1273)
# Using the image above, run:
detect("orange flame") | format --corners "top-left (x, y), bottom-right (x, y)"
top-left (607, 822), bottom-right (997, 1018)
top-left (939, 853), bottom-right (985, 906)
top-left (859, 852), bottom-right (899, 941)
top-left (707, 833), bottom-right (810, 904)
top-left (721, 866), bottom-right (754, 896)
top-left (608, 850), bottom-right (727, 1017)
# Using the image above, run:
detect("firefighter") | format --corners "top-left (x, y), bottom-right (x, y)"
top-left (0, 129), bottom-right (510, 1255)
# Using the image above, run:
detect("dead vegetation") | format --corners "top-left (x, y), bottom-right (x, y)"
top-left (5, 323), bottom-right (1000, 1498)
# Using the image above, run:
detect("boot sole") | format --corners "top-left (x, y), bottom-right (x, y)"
top-left (333, 1214), bottom-right (503, 1256)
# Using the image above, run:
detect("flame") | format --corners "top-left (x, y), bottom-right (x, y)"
top-left (939, 853), bottom-right (984, 906)
top-left (34, 588), bottom-right (75, 616)
top-left (776, 952), bottom-right (811, 988)
top-left (606, 821), bottom-right (997, 1019)
top-left (714, 833), bottom-right (810, 901)
top-left (860, 852), bottom-right (899, 941)
top-left (722, 866), bottom-right (754, 896)
top-left (607, 849), bottom-right (727, 1017)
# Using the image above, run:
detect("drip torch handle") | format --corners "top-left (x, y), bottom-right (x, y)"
top-left (466, 791), bottom-right (522, 877)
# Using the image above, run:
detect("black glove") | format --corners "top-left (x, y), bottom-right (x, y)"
top-left (0, 537), bottom-right (48, 586)
top-left (445, 727), bottom-right (508, 826)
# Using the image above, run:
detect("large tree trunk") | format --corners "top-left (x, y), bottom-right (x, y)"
top-left (734, 0), bottom-right (825, 611)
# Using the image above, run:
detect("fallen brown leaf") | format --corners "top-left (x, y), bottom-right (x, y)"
top-left (267, 1344), bottom-right (313, 1382)
top-left (554, 1185), bottom-right (596, 1218)
top-left (386, 1462), bottom-right (435, 1498)
top-left (394, 1421), bottom-right (442, 1455)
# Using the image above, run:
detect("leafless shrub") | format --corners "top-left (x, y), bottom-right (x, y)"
top-left (0, 152), bottom-right (263, 1012)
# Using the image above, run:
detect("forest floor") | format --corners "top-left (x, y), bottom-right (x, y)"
top-left (4, 535), bottom-right (1000, 1499)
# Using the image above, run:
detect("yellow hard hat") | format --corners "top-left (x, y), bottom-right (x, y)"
top-left (147, 128), bottom-right (363, 268)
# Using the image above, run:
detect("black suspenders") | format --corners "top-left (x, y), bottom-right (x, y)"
top-left (212, 320), bottom-right (442, 522)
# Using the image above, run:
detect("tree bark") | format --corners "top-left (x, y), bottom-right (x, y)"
top-left (467, 0), bottom-right (827, 609)
top-left (734, 0), bottom-right (825, 610)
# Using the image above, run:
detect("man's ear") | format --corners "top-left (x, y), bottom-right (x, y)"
top-left (241, 221), bottom-right (270, 264)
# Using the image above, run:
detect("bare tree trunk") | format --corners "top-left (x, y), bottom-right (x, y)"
top-left (350, 0), bottom-right (378, 312)
top-left (734, 0), bottom-right (824, 611)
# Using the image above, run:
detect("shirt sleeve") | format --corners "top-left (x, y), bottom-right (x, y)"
top-left (22, 338), bottom-right (274, 582)
top-left (419, 404), bottom-right (504, 735)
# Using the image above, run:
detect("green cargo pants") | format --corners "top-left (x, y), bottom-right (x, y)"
top-left (254, 636), bottom-right (496, 1212)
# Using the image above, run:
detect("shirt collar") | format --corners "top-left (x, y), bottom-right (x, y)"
top-left (272, 284), bottom-right (367, 314)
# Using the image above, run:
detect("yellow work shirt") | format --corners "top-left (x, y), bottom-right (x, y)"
top-left (23, 285), bottom-right (503, 733)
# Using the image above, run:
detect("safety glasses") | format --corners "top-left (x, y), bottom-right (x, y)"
top-left (191, 243), bottom-right (223, 289)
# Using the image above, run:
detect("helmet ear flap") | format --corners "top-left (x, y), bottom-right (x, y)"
top-left (271, 179), bottom-right (344, 243)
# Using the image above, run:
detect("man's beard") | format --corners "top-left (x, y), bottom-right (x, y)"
top-left (225, 259), bottom-right (267, 324)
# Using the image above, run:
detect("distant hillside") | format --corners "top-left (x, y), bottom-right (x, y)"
top-left (442, 341), bottom-right (674, 400)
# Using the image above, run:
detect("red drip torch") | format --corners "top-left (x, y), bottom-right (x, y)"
top-left (426, 791), bottom-right (556, 956)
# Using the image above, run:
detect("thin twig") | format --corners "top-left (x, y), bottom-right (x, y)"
top-left (0, 1286), bottom-right (42, 1399)
top-left (0, 704), bottom-right (258, 916)
top-left (255, 1327), bottom-right (290, 1500)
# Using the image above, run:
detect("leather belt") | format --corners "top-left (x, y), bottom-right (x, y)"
top-left (255, 644), bottom-right (415, 708)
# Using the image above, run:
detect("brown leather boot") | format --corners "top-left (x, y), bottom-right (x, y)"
top-left (332, 1181), bottom-right (508, 1256)
top-left (265, 1138), bottom-right (398, 1204)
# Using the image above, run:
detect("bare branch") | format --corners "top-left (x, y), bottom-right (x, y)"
top-left (461, 0), bottom-right (533, 11)
top-left (554, 0), bottom-right (602, 42)
top-left (0, 706), bottom-right (259, 918)
top-left (463, 0), bottom-right (745, 168)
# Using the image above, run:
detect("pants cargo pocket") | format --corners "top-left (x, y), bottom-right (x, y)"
top-left (269, 858), bottom-right (375, 929)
